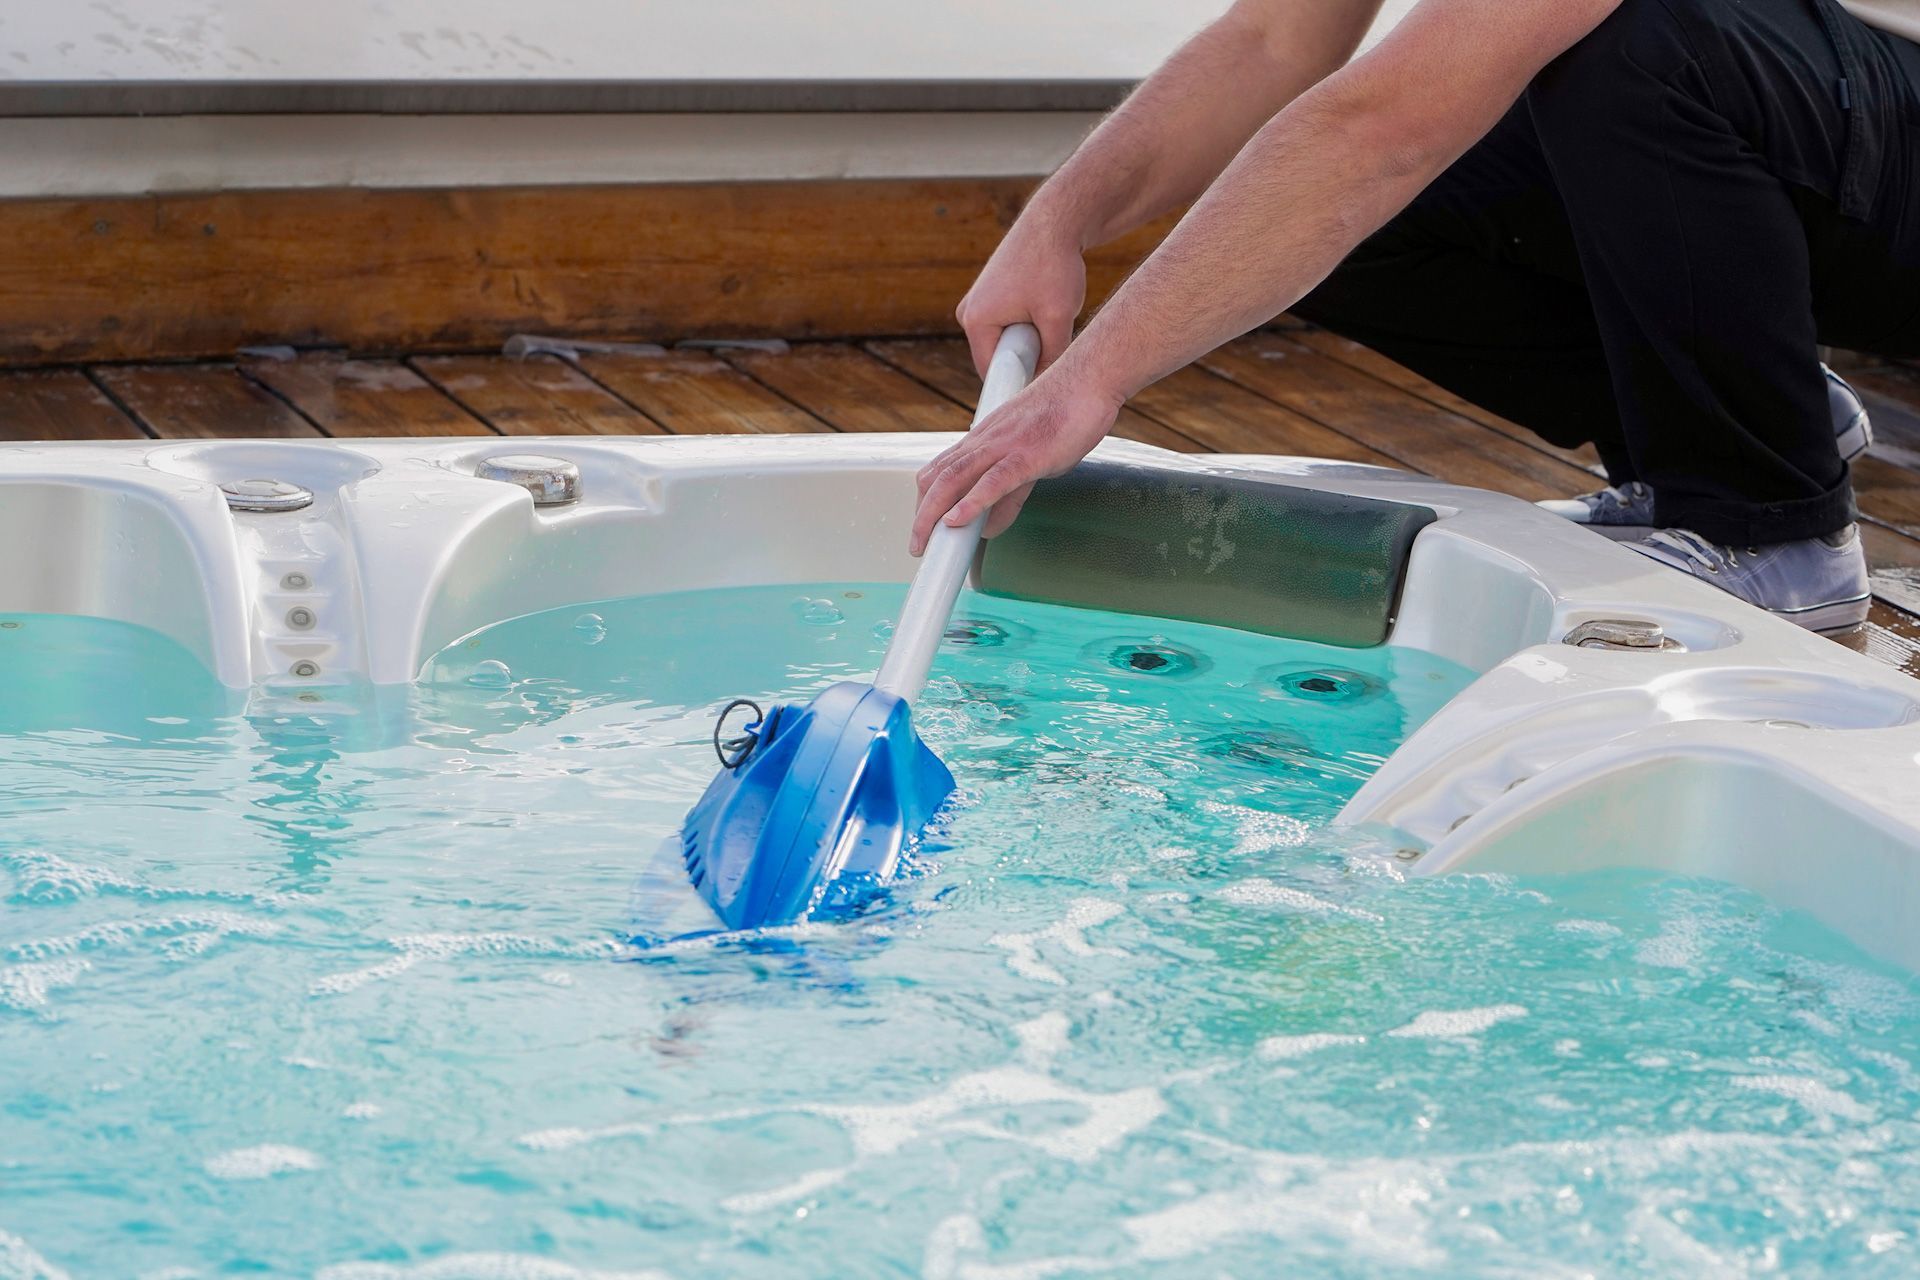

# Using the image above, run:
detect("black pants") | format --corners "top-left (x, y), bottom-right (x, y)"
top-left (1293, 0), bottom-right (1920, 544)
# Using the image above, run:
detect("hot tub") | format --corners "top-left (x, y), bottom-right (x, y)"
top-left (4, 434), bottom-right (1919, 1276)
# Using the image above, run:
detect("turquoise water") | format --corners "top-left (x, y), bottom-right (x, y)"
top-left (4, 588), bottom-right (1920, 1278)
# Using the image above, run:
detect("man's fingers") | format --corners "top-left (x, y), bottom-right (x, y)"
top-left (983, 482), bottom-right (1036, 539)
top-left (1034, 310), bottom-right (1075, 371)
top-left (963, 321), bottom-right (1002, 379)
top-left (916, 439), bottom-right (972, 499)
top-left (910, 445), bottom-right (999, 555)
top-left (943, 455), bottom-right (1032, 531)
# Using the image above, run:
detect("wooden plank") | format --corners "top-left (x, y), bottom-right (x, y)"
top-left (244, 354), bottom-right (491, 438)
top-left (723, 343), bottom-right (972, 433)
top-left (863, 338), bottom-right (1205, 453)
top-left (0, 370), bottom-right (147, 441)
top-left (1131, 366), bottom-right (1404, 466)
top-left (91, 364), bottom-right (320, 438)
top-left (411, 354), bottom-right (663, 436)
top-left (0, 180), bottom-right (1173, 366)
top-left (574, 350), bottom-right (828, 435)
top-left (1851, 458), bottom-right (1920, 541)
top-left (1837, 602), bottom-right (1920, 681)
top-left (1287, 327), bottom-right (1606, 475)
top-left (1200, 333), bottom-right (1598, 500)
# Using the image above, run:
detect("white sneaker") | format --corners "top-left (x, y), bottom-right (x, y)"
top-left (1626, 524), bottom-right (1872, 633)
top-left (1537, 481), bottom-right (1654, 540)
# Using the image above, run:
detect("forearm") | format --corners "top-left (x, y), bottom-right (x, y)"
top-left (1059, 84), bottom-right (1441, 398)
top-left (1059, 0), bottom-right (1620, 402)
top-left (1024, 0), bottom-right (1386, 254)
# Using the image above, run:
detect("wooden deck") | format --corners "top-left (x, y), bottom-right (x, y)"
top-left (4, 326), bottom-right (1918, 679)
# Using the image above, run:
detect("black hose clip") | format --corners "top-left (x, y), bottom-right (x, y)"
top-left (712, 698), bottom-right (767, 770)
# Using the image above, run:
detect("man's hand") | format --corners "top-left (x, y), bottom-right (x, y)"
top-left (909, 368), bottom-right (1122, 555)
top-left (955, 221), bottom-right (1087, 376)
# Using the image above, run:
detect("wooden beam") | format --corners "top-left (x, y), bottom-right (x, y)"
top-left (0, 179), bottom-right (1171, 367)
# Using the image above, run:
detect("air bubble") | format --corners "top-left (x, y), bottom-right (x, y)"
top-left (944, 618), bottom-right (1010, 648)
top-left (793, 598), bottom-right (845, 626)
top-left (467, 660), bottom-right (513, 689)
top-left (573, 613), bottom-right (607, 645)
top-left (872, 619), bottom-right (896, 642)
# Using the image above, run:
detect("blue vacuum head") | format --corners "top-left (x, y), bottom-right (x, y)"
top-left (680, 681), bottom-right (955, 931)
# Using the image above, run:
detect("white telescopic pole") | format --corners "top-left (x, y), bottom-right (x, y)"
top-left (872, 323), bottom-right (1041, 703)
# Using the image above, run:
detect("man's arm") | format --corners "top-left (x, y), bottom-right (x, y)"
top-left (959, 0), bottom-right (1387, 372)
top-left (912, 0), bottom-right (1623, 555)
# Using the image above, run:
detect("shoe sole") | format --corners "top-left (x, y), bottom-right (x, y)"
top-left (1837, 416), bottom-right (1873, 463)
top-left (1773, 592), bottom-right (1873, 635)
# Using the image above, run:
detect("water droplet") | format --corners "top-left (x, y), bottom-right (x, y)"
top-left (872, 619), bottom-right (896, 641)
top-left (573, 612), bottom-right (607, 644)
top-left (467, 659), bottom-right (513, 689)
top-left (793, 598), bottom-right (844, 626)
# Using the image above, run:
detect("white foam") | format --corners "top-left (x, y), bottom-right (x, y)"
top-left (1634, 918), bottom-right (1704, 970)
top-left (0, 1229), bottom-right (70, 1280)
top-left (1220, 879), bottom-right (1383, 923)
top-left (203, 1144), bottom-right (322, 1179)
top-left (1123, 1156), bottom-right (1443, 1268)
top-left (1256, 1032), bottom-right (1366, 1061)
top-left (9, 912), bottom-right (278, 962)
top-left (1014, 1011), bottom-right (1072, 1068)
top-left (311, 933), bottom-right (631, 995)
top-left (517, 1122), bottom-right (651, 1152)
top-left (1197, 801), bottom-right (1309, 854)
top-left (1731, 1074), bottom-right (1876, 1123)
top-left (2, 849), bottom-right (149, 902)
top-left (718, 1165), bottom-right (850, 1214)
top-left (988, 898), bottom-right (1125, 986)
top-left (522, 1063), bottom-right (1163, 1169)
top-left (317, 1256), bottom-right (669, 1280)
top-left (0, 849), bottom-right (305, 909)
top-left (0, 958), bottom-right (89, 1011)
top-left (1386, 1005), bottom-right (1529, 1039)
top-left (922, 1214), bottom-right (1106, 1280)
top-left (1553, 919), bottom-right (1623, 938)
top-left (342, 1101), bottom-right (382, 1120)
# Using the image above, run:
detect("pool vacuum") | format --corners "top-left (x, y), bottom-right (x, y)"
top-left (677, 325), bottom-right (1041, 931)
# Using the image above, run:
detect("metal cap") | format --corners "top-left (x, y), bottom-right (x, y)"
top-left (220, 478), bottom-right (314, 513)
top-left (475, 454), bottom-right (581, 507)
top-left (1562, 618), bottom-right (1679, 652)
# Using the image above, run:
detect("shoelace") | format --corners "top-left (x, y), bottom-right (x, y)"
top-left (1644, 527), bottom-right (1744, 573)
top-left (1591, 481), bottom-right (1651, 518)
